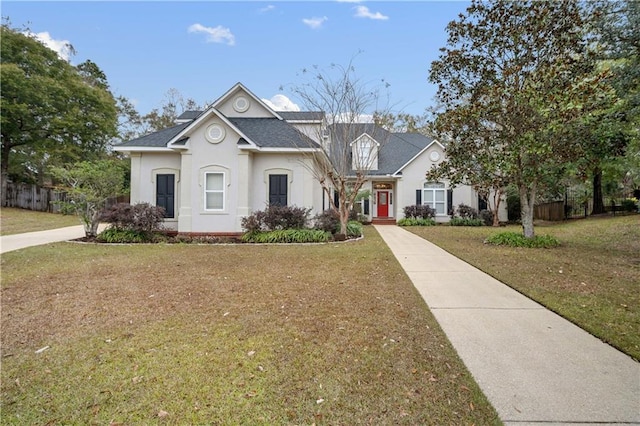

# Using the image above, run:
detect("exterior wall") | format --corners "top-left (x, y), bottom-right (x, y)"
top-left (183, 116), bottom-right (246, 233)
top-left (250, 153), bottom-right (324, 215)
top-left (288, 122), bottom-right (324, 145)
top-left (132, 152), bottom-right (182, 230)
top-left (217, 89), bottom-right (273, 118)
top-left (396, 144), bottom-right (461, 222)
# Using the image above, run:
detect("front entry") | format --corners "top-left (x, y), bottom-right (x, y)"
top-left (377, 190), bottom-right (389, 217)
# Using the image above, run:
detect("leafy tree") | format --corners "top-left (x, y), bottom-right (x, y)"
top-left (588, 0), bottom-right (640, 201)
top-left (51, 160), bottom-right (126, 237)
top-left (288, 59), bottom-right (393, 235)
top-left (0, 23), bottom-right (118, 203)
top-left (428, 0), bottom-right (611, 238)
top-left (140, 88), bottom-right (201, 133)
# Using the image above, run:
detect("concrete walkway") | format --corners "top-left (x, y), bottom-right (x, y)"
top-left (375, 225), bottom-right (640, 426)
top-left (0, 224), bottom-right (106, 254)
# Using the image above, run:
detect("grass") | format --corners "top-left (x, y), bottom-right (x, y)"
top-left (0, 227), bottom-right (501, 425)
top-left (0, 207), bottom-right (80, 236)
top-left (406, 215), bottom-right (640, 361)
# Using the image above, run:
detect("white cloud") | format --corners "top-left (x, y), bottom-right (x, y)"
top-left (354, 5), bottom-right (389, 20)
top-left (262, 94), bottom-right (301, 112)
top-left (188, 23), bottom-right (235, 46)
top-left (302, 16), bottom-right (328, 30)
top-left (26, 31), bottom-right (73, 61)
top-left (259, 4), bottom-right (275, 13)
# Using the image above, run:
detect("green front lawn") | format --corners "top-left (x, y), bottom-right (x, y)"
top-left (0, 227), bottom-right (500, 425)
top-left (407, 215), bottom-right (640, 361)
top-left (0, 207), bottom-right (80, 236)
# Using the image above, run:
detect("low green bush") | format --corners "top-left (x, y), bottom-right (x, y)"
top-left (621, 198), bottom-right (638, 212)
top-left (346, 220), bottom-right (363, 237)
top-left (450, 218), bottom-right (485, 226)
top-left (97, 228), bottom-right (155, 243)
top-left (484, 231), bottom-right (560, 248)
top-left (397, 218), bottom-right (436, 226)
top-left (241, 229), bottom-right (330, 243)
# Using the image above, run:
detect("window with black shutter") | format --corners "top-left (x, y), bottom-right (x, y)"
top-left (156, 174), bottom-right (175, 218)
top-left (269, 174), bottom-right (288, 206)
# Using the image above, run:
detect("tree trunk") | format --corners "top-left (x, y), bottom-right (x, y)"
top-left (591, 167), bottom-right (605, 215)
top-left (1, 145), bottom-right (10, 207)
top-left (491, 190), bottom-right (503, 227)
top-left (519, 184), bottom-right (536, 239)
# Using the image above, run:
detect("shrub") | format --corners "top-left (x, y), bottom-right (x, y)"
top-left (484, 232), bottom-right (560, 248)
top-left (621, 198), bottom-right (638, 212)
top-left (346, 220), bottom-right (363, 237)
top-left (397, 217), bottom-right (436, 226)
top-left (480, 209), bottom-right (494, 226)
top-left (455, 204), bottom-right (478, 219)
top-left (241, 229), bottom-right (330, 243)
top-left (97, 228), bottom-right (152, 243)
top-left (449, 218), bottom-right (484, 226)
top-left (102, 203), bottom-right (165, 233)
top-left (314, 209), bottom-right (340, 234)
top-left (403, 205), bottom-right (436, 220)
top-left (241, 205), bottom-right (311, 232)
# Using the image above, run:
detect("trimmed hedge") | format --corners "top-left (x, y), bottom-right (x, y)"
top-left (484, 232), bottom-right (560, 248)
top-left (241, 229), bottom-right (331, 243)
top-left (397, 218), bottom-right (436, 226)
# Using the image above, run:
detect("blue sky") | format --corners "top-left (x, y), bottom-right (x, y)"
top-left (3, 1), bottom-right (469, 117)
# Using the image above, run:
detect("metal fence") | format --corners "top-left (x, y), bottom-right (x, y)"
top-left (534, 187), bottom-right (633, 221)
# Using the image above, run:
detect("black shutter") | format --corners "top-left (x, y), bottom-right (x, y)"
top-left (334, 191), bottom-right (339, 208)
top-left (269, 175), bottom-right (288, 206)
top-left (415, 189), bottom-right (422, 205)
top-left (447, 189), bottom-right (454, 215)
top-left (363, 199), bottom-right (370, 215)
top-left (156, 174), bottom-right (175, 218)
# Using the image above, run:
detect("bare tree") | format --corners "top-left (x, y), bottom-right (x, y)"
top-left (288, 59), bottom-right (394, 235)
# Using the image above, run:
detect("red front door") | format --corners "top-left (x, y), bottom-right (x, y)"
top-left (377, 191), bottom-right (389, 217)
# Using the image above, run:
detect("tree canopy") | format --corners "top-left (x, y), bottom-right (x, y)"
top-left (0, 23), bottom-right (118, 204)
top-left (428, 0), bottom-right (613, 237)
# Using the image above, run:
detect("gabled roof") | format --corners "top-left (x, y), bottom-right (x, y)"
top-left (212, 82), bottom-right (283, 120)
top-left (116, 122), bottom-right (192, 148)
top-left (328, 123), bottom-right (434, 176)
top-left (228, 118), bottom-right (320, 149)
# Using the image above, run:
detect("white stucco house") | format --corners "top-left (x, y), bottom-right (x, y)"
top-left (114, 83), bottom-right (502, 234)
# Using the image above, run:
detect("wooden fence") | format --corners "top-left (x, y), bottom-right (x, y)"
top-left (4, 182), bottom-right (128, 212)
top-left (534, 201), bottom-right (565, 221)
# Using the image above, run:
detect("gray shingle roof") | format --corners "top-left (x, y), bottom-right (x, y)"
top-left (176, 110), bottom-right (203, 121)
top-left (328, 124), bottom-right (433, 175)
top-left (116, 122), bottom-right (191, 148)
top-left (278, 111), bottom-right (324, 121)
top-left (228, 118), bottom-right (320, 149)
top-left (378, 132), bottom-right (433, 175)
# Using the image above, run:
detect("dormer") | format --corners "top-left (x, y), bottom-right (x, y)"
top-left (351, 133), bottom-right (379, 171)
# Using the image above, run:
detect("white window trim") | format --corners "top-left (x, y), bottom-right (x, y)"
top-left (204, 172), bottom-right (225, 211)
top-left (423, 182), bottom-right (447, 216)
top-left (199, 164), bottom-right (230, 214)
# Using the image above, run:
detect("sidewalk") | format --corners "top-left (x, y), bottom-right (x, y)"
top-left (374, 225), bottom-right (640, 425)
top-left (0, 224), bottom-right (106, 254)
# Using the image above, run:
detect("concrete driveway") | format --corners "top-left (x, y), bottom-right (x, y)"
top-left (0, 224), bottom-right (107, 254)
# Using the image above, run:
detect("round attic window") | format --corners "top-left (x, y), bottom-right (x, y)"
top-left (205, 124), bottom-right (225, 144)
top-left (429, 151), bottom-right (441, 162)
top-left (233, 96), bottom-right (250, 113)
